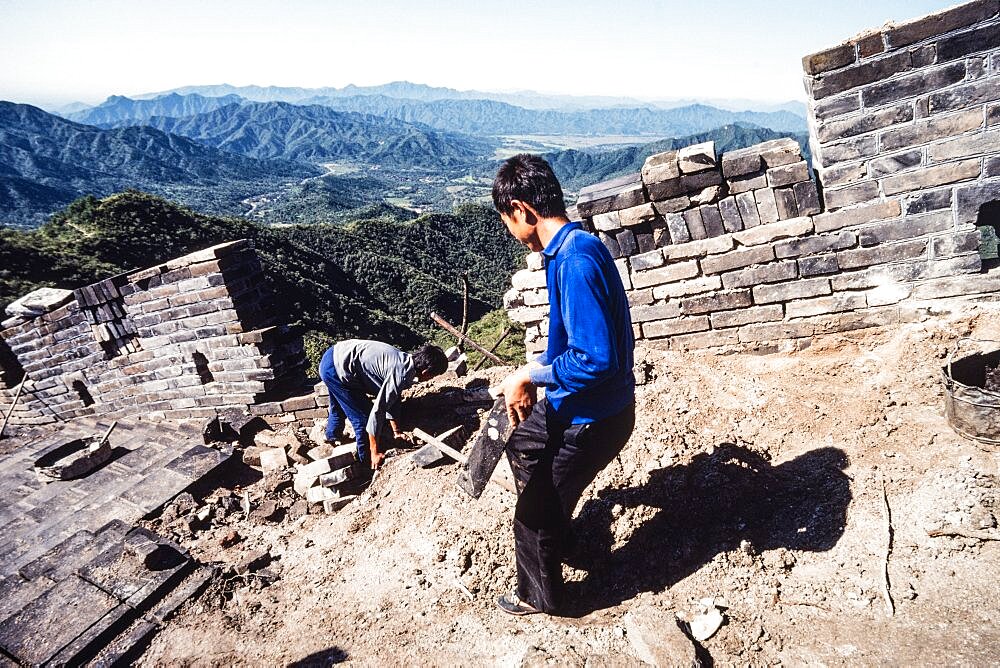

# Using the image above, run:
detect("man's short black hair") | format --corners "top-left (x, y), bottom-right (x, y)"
top-left (492, 154), bottom-right (567, 219)
top-left (412, 344), bottom-right (448, 376)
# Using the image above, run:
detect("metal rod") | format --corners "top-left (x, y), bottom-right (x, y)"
top-left (0, 374), bottom-right (28, 440)
top-left (413, 428), bottom-right (515, 495)
top-left (472, 327), bottom-right (513, 371)
top-left (430, 312), bottom-right (505, 366)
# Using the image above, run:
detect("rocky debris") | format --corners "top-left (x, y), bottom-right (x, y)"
top-left (624, 604), bottom-right (702, 667)
top-left (913, 458), bottom-right (999, 540)
top-left (986, 363), bottom-right (1000, 393)
top-left (684, 598), bottom-right (727, 641)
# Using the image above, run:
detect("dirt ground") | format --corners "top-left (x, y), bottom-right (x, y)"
top-left (139, 298), bottom-right (1000, 666)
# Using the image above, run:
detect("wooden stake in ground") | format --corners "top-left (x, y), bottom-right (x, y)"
top-left (430, 312), bottom-right (504, 366)
top-left (879, 472), bottom-right (895, 617)
top-left (472, 327), bottom-right (513, 371)
top-left (0, 374), bottom-right (28, 440)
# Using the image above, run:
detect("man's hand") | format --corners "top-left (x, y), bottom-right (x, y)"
top-left (394, 431), bottom-right (413, 446)
top-left (370, 450), bottom-right (386, 470)
top-left (499, 366), bottom-right (537, 426)
top-left (368, 434), bottom-right (384, 471)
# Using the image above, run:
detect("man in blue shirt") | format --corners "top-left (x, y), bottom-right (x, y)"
top-left (493, 154), bottom-right (636, 616)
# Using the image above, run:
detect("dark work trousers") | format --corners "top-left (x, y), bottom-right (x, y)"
top-left (505, 398), bottom-right (635, 614)
top-left (319, 347), bottom-right (372, 464)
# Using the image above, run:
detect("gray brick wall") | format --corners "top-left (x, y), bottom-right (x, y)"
top-left (506, 1), bottom-right (1000, 356)
top-left (0, 240), bottom-right (309, 428)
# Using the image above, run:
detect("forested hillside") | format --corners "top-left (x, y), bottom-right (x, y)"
top-left (0, 192), bottom-right (523, 347)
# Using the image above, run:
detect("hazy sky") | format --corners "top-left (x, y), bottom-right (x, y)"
top-left (0, 0), bottom-right (957, 108)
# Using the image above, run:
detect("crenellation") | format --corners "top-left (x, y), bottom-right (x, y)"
top-left (498, 1), bottom-right (999, 354)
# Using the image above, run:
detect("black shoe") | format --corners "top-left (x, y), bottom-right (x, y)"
top-left (496, 592), bottom-right (542, 616)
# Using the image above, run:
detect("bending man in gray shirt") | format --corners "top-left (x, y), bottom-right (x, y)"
top-left (319, 340), bottom-right (448, 470)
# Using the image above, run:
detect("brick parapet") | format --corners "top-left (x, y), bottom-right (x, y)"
top-left (0, 240), bottom-right (307, 429)
top-left (506, 2), bottom-right (1000, 355)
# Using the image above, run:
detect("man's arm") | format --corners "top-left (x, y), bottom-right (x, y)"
top-left (366, 365), bottom-right (408, 467)
top-left (528, 254), bottom-right (619, 392)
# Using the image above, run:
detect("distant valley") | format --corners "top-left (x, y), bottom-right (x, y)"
top-left (1, 81), bottom-right (811, 228)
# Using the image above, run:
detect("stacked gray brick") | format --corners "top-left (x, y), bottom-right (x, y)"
top-left (505, 0), bottom-right (1000, 354)
top-left (0, 240), bottom-right (308, 429)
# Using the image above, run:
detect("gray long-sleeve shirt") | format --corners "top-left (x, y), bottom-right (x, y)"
top-left (332, 339), bottom-right (417, 439)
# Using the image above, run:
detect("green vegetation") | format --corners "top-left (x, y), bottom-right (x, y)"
top-left (0, 192), bottom-right (525, 351)
top-left (431, 308), bottom-right (526, 369)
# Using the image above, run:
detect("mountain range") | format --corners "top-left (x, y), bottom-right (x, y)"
top-left (73, 91), bottom-right (807, 138)
top-left (0, 101), bottom-right (316, 228)
top-left (130, 81), bottom-right (807, 115)
top-left (134, 102), bottom-right (496, 167)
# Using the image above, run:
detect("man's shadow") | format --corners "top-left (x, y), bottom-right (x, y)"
top-left (565, 444), bottom-right (851, 615)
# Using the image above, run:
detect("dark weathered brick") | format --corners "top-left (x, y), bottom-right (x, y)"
top-left (616, 228), bottom-right (638, 256)
top-left (577, 173), bottom-right (647, 217)
top-left (681, 169), bottom-right (723, 194)
top-left (885, 0), bottom-right (999, 48)
top-left (986, 156), bottom-right (1000, 178)
top-left (647, 178), bottom-right (685, 201)
top-left (718, 197), bottom-right (744, 233)
top-left (683, 208), bottom-right (707, 241)
top-left (641, 150), bottom-right (680, 184)
top-left (818, 135), bottom-right (878, 166)
top-left (823, 182), bottom-right (880, 210)
top-left (861, 62), bottom-right (966, 108)
top-left (880, 108), bottom-right (983, 151)
top-left (858, 32), bottom-right (886, 58)
top-left (735, 192), bottom-right (761, 228)
top-left (793, 181), bottom-right (822, 216)
top-left (813, 93), bottom-right (862, 121)
top-left (816, 103), bottom-right (913, 143)
top-left (652, 196), bottom-right (690, 215)
top-left (720, 261), bottom-right (798, 289)
top-left (721, 149), bottom-right (763, 178)
top-left (989, 102), bottom-right (1000, 126)
top-left (680, 290), bottom-right (753, 315)
top-left (636, 232), bottom-right (656, 254)
top-left (599, 231), bottom-right (622, 258)
top-left (881, 158), bottom-right (981, 196)
top-left (909, 44), bottom-right (938, 68)
top-left (767, 161), bottom-right (812, 188)
top-left (837, 238), bottom-right (929, 269)
top-left (869, 150), bottom-right (924, 177)
top-left (933, 230), bottom-right (982, 257)
top-left (812, 51), bottom-right (911, 99)
top-left (859, 210), bottom-right (954, 246)
top-left (774, 188), bottom-right (799, 220)
top-left (956, 180), bottom-right (1000, 224)
top-left (728, 171), bottom-right (768, 194)
top-left (662, 212), bottom-right (691, 244)
top-left (774, 230), bottom-right (856, 258)
top-left (929, 77), bottom-right (1000, 113)
top-left (700, 205), bottom-right (725, 237)
top-left (937, 21), bottom-right (1000, 62)
top-left (799, 255), bottom-right (840, 276)
top-left (819, 162), bottom-right (866, 188)
top-left (905, 189), bottom-right (953, 215)
top-left (803, 43), bottom-right (857, 74)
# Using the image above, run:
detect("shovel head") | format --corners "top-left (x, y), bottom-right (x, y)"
top-left (457, 397), bottom-right (515, 498)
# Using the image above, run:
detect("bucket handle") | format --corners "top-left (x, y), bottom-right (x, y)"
top-left (947, 337), bottom-right (1000, 381)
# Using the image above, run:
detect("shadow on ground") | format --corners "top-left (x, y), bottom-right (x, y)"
top-left (566, 444), bottom-right (851, 615)
top-left (286, 646), bottom-right (349, 666)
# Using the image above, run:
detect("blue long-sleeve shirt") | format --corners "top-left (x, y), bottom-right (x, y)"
top-left (527, 222), bottom-right (635, 424)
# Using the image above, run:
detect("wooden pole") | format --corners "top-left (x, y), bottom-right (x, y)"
top-left (0, 374), bottom-right (28, 440)
top-left (413, 428), bottom-right (516, 495)
top-left (430, 312), bottom-right (505, 366)
top-left (472, 327), bottom-right (513, 371)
